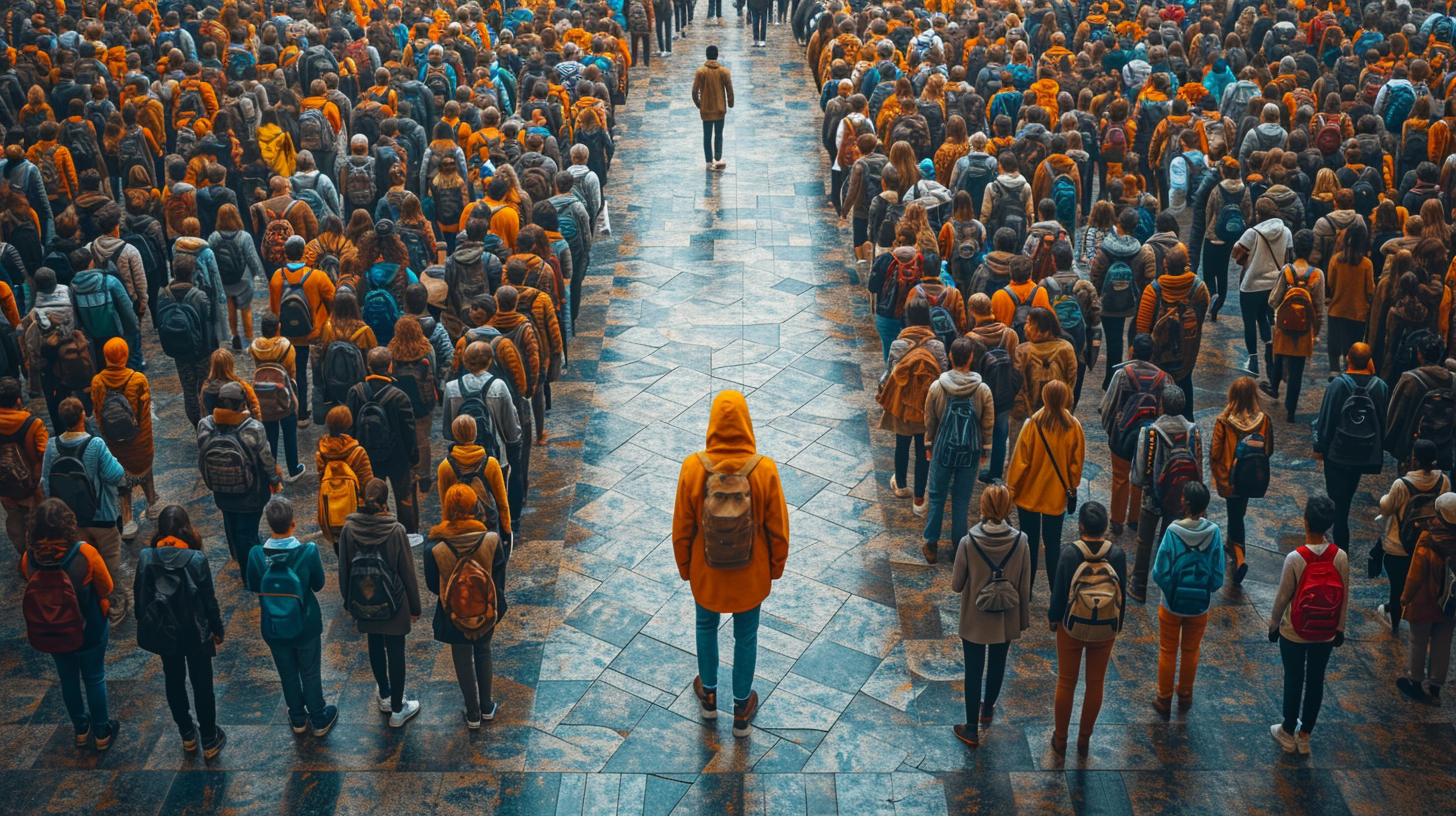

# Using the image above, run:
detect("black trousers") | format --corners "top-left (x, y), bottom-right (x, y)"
top-left (1017, 507), bottom-right (1066, 591)
top-left (963, 640), bottom-right (1010, 728)
top-left (161, 651), bottom-right (216, 739)
top-left (379, 461), bottom-right (419, 534)
top-left (1327, 316), bottom-right (1364, 372)
top-left (656, 15), bottom-right (673, 51)
top-left (1225, 496), bottom-right (1248, 548)
top-left (702, 119), bottom-right (725, 162)
top-left (1322, 463), bottom-right (1362, 550)
top-left (630, 32), bottom-right (651, 66)
top-left (368, 633), bottom-right (408, 712)
top-left (1279, 637), bottom-right (1334, 734)
top-left (294, 343), bottom-right (311, 421)
top-left (1100, 315), bottom-right (1130, 388)
top-left (1132, 509), bottom-right (1170, 590)
top-left (1270, 354), bottom-right (1306, 415)
top-left (1385, 552), bottom-right (1413, 626)
top-left (1241, 289), bottom-right (1272, 357)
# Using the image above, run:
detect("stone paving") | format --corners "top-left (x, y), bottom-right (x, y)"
top-left (1, 19), bottom-right (1456, 816)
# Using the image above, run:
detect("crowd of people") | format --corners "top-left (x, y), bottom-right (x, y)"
top-left (1, 0), bottom-right (637, 757)
top-left (807, 0), bottom-right (1456, 756)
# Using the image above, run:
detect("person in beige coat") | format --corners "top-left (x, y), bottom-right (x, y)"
top-left (950, 483), bottom-right (1031, 747)
top-left (692, 46), bottom-right (735, 170)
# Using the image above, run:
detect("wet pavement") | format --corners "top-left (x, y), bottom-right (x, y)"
top-left (1, 20), bottom-right (1455, 816)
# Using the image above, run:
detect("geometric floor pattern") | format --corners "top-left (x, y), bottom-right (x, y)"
top-left (1, 21), bottom-right (1454, 816)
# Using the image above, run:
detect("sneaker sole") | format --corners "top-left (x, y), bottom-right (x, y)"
top-left (700, 706), bottom-right (718, 720)
top-left (732, 724), bottom-right (751, 737)
top-left (390, 710), bottom-right (420, 727)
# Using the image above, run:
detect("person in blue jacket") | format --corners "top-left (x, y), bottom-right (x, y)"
top-left (1151, 480), bottom-right (1225, 715)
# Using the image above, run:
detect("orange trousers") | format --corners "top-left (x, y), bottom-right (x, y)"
top-left (1157, 606), bottom-right (1209, 699)
top-left (1054, 626), bottom-right (1115, 740)
top-left (1109, 454), bottom-right (1143, 526)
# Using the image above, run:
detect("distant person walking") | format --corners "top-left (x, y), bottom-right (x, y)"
top-left (692, 46), bottom-right (734, 171)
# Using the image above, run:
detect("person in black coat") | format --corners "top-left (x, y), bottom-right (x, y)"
top-left (133, 506), bottom-right (227, 758)
top-left (344, 347), bottom-right (420, 533)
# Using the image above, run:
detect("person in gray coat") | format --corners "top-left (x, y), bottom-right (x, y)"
top-left (337, 478), bottom-right (423, 727)
top-left (950, 483), bottom-right (1032, 747)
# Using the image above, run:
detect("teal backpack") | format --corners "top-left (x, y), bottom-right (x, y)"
top-left (258, 548), bottom-right (307, 641)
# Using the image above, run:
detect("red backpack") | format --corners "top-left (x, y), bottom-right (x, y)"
top-left (1290, 544), bottom-right (1344, 641)
top-left (881, 252), bottom-right (923, 317)
top-left (23, 543), bottom-right (88, 653)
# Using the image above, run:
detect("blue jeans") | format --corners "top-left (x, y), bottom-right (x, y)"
top-left (220, 509), bottom-right (264, 568)
top-left (268, 637), bottom-right (330, 726)
top-left (702, 119), bottom-right (725, 162)
top-left (695, 603), bottom-right (760, 702)
top-left (53, 623), bottom-right (109, 734)
top-left (749, 7), bottom-right (767, 39)
top-left (126, 329), bottom-right (143, 369)
top-left (264, 414), bottom-right (300, 472)
top-left (924, 457), bottom-right (979, 548)
top-left (986, 411), bottom-right (1010, 479)
top-left (874, 313), bottom-right (901, 363)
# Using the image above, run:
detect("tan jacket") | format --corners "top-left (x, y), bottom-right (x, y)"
top-left (692, 61), bottom-right (735, 121)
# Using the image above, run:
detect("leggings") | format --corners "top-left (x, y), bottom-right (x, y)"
top-left (963, 640), bottom-right (1010, 726)
top-left (1279, 636), bottom-right (1334, 734)
top-left (894, 432), bottom-right (928, 499)
top-left (1270, 355), bottom-right (1306, 415)
top-left (1225, 496), bottom-right (1248, 551)
top-left (1100, 315), bottom-right (1129, 389)
top-left (1327, 316), bottom-right (1364, 372)
top-left (1202, 240), bottom-right (1234, 313)
top-left (451, 639), bottom-right (494, 720)
top-left (1017, 507), bottom-right (1066, 590)
top-left (1054, 627), bottom-right (1114, 740)
top-left (1240, 289), bottom-right (1272, 357)
top-left (368, 633), bottom-right (408, 713)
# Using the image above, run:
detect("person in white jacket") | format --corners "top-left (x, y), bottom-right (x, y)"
top-left (1231, 198), bottom-right (1292, 376)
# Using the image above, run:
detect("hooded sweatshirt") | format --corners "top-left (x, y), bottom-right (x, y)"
top-left (1238, 121), bottom-right (1287, 168)
top-left (980, 172), bottom-right (1033, 225)
top-left (1210, 409), bottom-right (1270, 499)
top-left (89, 234), bottom-right (148, 313)
top-left (951, 519), bottom-right (1032, 644)
top-left (257, 122), bottom-right (297, 177)
top-left (337, 510), bottom-right (421, 636)
top-left (0, 406), bottom-right (47, 501)
top-left (436, 444), bottom-right (512, 536)
top-left (89, 344), bottom-right (153, 473)
top-left (923, 369), bottom-right (996, 451)
top-left (1377, 469), bottom-right (1451, 555)
top-left (1152, 517), bottom-right (1225, 615)
top-left (1089, 233), bottom-right (1154, 317)
top-left (1262, 184), bottom-right (1304, 233)
top-left (1401, 526), bottom-right (1456, 623)
top-left (1235, 218), bottom-right (1292, 292)
top-left (1136, 270), bottom-right (1209, 380)
top-left (671, 391), bottom-right (790, 614)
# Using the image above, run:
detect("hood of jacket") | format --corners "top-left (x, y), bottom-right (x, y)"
top-left (1253, 122), bottom-right (1286, 144)
top-left (1167, 517), bottom-right (1218, 551)
top-left (983, 251), bottom-right (1015, 278)
top-left (0, 406), bottom-right (36, 435)
top-left (937, 369), bottom-right (983, 396)
top-left (211, 407), bottom-right (249, 425)
top-left (1223, 409), bottom-right (1266, 433)
top-left (1253, 218), bottom-right (1287, 239)
top-left (705, 389), bottom-right (756, 466)
top-left (448, 443), bottom-right (488, 469)
top-left (967, 520), bottom-right (1021, 555)
top-left (342, 511), bottom-right (402, 548)
top-left (994, 173), bottom-right (1026, 192)
top-left (263, 535), bottom-right (304, 553)
top-left (250, 336), bottom-right (291, 364)
top-left (1043, 153), bottom-right (1076, 176)
top-left (1154, 270), bottom-right (1198, 300)
top-left (318, 433), bottom-right (362, 459)
top-left (492, 310), bottom-right (528, 332)
top-left (1101, 233), bottom-right (1141, 256)
top-left (890, 245), bottom-right (921, 265)
top-left (1264, 184), bottom-right (1298, 207)
top-left (92, 234), bottom-right (126, 257)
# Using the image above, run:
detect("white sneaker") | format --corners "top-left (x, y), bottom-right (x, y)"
top-left (1270, 723), bottom-right (1297, 753)
top-left (463, 709), bottom-right (481, 730)
top-left (1295, 730), bottom-right (1311, 755)
top-left (482, 701), bottom-right (499, 721)
top-left (389, 700), bottom-right (420, 727)
top-left (912, 498), bottom-right (926, 517)
top-left (121, 521), bottom-right (139, 539)
top-left (889, 475), bottom-right (911, 498)
top-left (378, 696), bottom-right (392, 714)
top-left (1377, 604), bottom-right (1395, 634)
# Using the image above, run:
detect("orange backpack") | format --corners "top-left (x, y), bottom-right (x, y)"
top-left (263, 200), bottom-right (301, 270)
top-left (877, 338), bottom-right (943, 425)
top-left (436, 533), bottom-right (499, 639)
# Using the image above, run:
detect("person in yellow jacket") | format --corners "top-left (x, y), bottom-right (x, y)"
top-left (1005, 378), bottom-right (1084, 590)
top-left (250, 313), bottom-right (307, 481)
top-left (437, 414), bottom-right (512, 538)
top-left (90, 338), bottom-right (158, 539)
top-left (257, 108), bottom-right (297, 178)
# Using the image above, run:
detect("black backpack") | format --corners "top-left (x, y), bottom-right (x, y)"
top-left (98, 374), bottom-right (139, 444)
top-left (393, 357), bottom-right (436, 415)
top-left (48, 437), bottom-right (99, 525)
top-left (199, 428), bottom-right (256, 496)
top-left (345, 539), bottom-right (405, 622)
top-left (213, 237), bottom-right (245, 286)
top-left (322, 334), bottom-right (368, 403)
top-left (1329, 376), bottom-right (1381, 465)
top-left (454, 375), bottom-right (502, 463)
top-left (155, 287), bottom-right (209, 361)
top-left (355, 385), bottom-right (396, 461)
top-left (136, 550), bottom-right (208, 654)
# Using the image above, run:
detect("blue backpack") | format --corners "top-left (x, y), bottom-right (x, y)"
top-left (258, 548), bottom-right (307, 641)
top-left (363, 263), bottom-right (404, 345)
top-left (1052, 174), bottom-right (1077, 230)
top-left (226, 45), bottom-right (255, 82)
top-left (932, 395), bottom-right (982, 468)
top-left (1007, 63), bottom-right (1034, 91)
top-left (1383, 84), bottom-right (1416, 131)
top-left (1164, 527), bottom-right (1219, 615)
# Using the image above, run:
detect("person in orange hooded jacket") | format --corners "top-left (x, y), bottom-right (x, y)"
top-left (673, 390), bottom-right (790, 740)
top-left (0, 377), bottom-right (46, 554)
top-left (90, 338), bottom-right (158, 539)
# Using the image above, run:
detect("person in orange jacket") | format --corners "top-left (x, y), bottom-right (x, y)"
top-left (270, 236), bottom-right (337, 426)
top-left (0, 377), bottom-right (47, 554)
top-left (89, 338), bottom-right (158, 540)
top-left (26, 121), bottom-right (79, 209)
top-left (673, 390), bottom-right (790, 739)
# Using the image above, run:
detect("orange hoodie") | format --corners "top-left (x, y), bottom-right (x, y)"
top-left (1031, 153), bottom-right (1081, 207)
top-left (269, 263), bottom-right (337, 343)
top-left (436, 444), bottom-right (511, 535)
top-left (90, 347), bottom-right (153, 473)
top-left (671, 391), bottom-right (790, 614)
top-left (0, 406), bottom-right (46, 500)
top-left (489, 311), bottom-right (540, 396)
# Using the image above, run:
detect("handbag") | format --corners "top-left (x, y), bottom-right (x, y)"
top-left (1036, 419), bottom-right (1078, 515)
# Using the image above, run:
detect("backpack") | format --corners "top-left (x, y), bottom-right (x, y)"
top-left (1050, 286), bottom-right (1086, 353)
top-left (438, 534), bottom-right (498, 638)
top-left (1164, 527), bottom-right (1219, 616)
top-left (1150, 425), bottom-right (1201, 518)
top-left (342, 156), bottom-right (377, 209)
top-left (355, 385), bottom-right (396, 462)
top-left (98, 375), bottom-right (139, 444)
top-left (918, 286), bottom-right (959, 351)
top-left (881, 253), bottom-right (922, 317)
top-left (345, 538), bottom-right (405, 622)
top-left (1062, 539), bottom-right (1123, 641)
top-left (1112, 364), bottom-right (1167, 459)
top-left (627, 0), bottom-right (649, 32)
top-left (447, 454), bottom-right (501, 531)
top-left (393, 357), bottom-right (436, 415)
top-left (0, 416), bottom-right (39, 498)
top-left (262, 201), bottom-right (301, 270)
top-left (1102, 120), bottom-right (1129, 162)
top-left (212, 237), bottom-right (245, 286)
top-left (1005, 284), bottom-right (1044, 340)
top-left (22, 543), bottom-right (87, 653)
top-left (200, 428), bottom-right (256, 496)
top-left (61, 118), bottom-right (97, 170)
top-left (424, 64), bottom-right (453, 101)
top-left (1274, 265), bottom-right (1315, 334)
top-left (1230, 422), bottom-right (1271, 499)
top-left (1214, 201), bottom-right (1246, 243)
top-left (1100, 257), bottom-right (1138, 315)
top-left (990, 180), bottom-right (1028, 244)
top-left (1410, 370), bottom-right (1456, 468)
top-left (258, 547), bottom-right (307, 641)
top-left (398, 224), bottom-right (431, 273)
top-left (932, 394), bottom-right (982, 468)
top-left (278, 268), bottom-right (315, 338)
top-left (117, 128), bottom-right (153, 187)
top-left (1437, 558), bottom-right (1456, 618)
top-left (1290, 544), bottom-right (1345, 640)
top-left (1167, 151), bottom-right (1205, 210)
top-left (1403, 122), bottom-right (1431, 177)
top-left (226, 44), bottom-right (256, 82)
top-left (36, 145), bottom-right (67, 206)
top-left (1384, 84), bottom-right (1416, 131)
top-left (253, 362), bottom-right (296, 423)
top-left (1314, 115), bottom-right (1344, 157)
top-left (1329, 376), bottom-right (1381, 465)
top-left (317, 455), bottom-right (361, 537)
top-left (322, 330), bottom-right (368, 403)
top-left (1051, 174), bottom-right (1077, 230)
top-left (155, 286), bottom-right (209, 361)
top-left (48, 437), bottom-right (99, 526)
top-left (1149, 279), bottom-right (1195, 371)
top-left (136, 549), bottom-right (207, 654)
top-left (957, 153), bottom-right (997, 211)
top-left (72, 272), bottom-right (121, 340)
top-left (696, 451), bottom-right (763, 569)
top-left (291, 182), bottom-right (333, 224)
top-left (298, 107), bottom-right (329, 152)
top-left (1030, 233), bottom-right (1058, 282)
top-left (1398, 476), bottom-right (1445, 552)
top-left (51, 328), bottom-right (95, 390)
top-left (877, 339), bottom-right (943, 425)
top-left (968, 533), bottom-right (1020, 613)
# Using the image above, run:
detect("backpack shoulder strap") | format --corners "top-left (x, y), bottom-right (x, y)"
top-left (695, 451), bottom-right (717, 475)
top-left (736, 454), bottom-right (763, 477)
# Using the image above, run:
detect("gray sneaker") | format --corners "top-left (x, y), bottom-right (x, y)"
top-left (389, 700), bottom-right (421, 728)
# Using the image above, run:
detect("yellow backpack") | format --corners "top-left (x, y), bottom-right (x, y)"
top-left (317, 454), bottom-right (361, 542)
